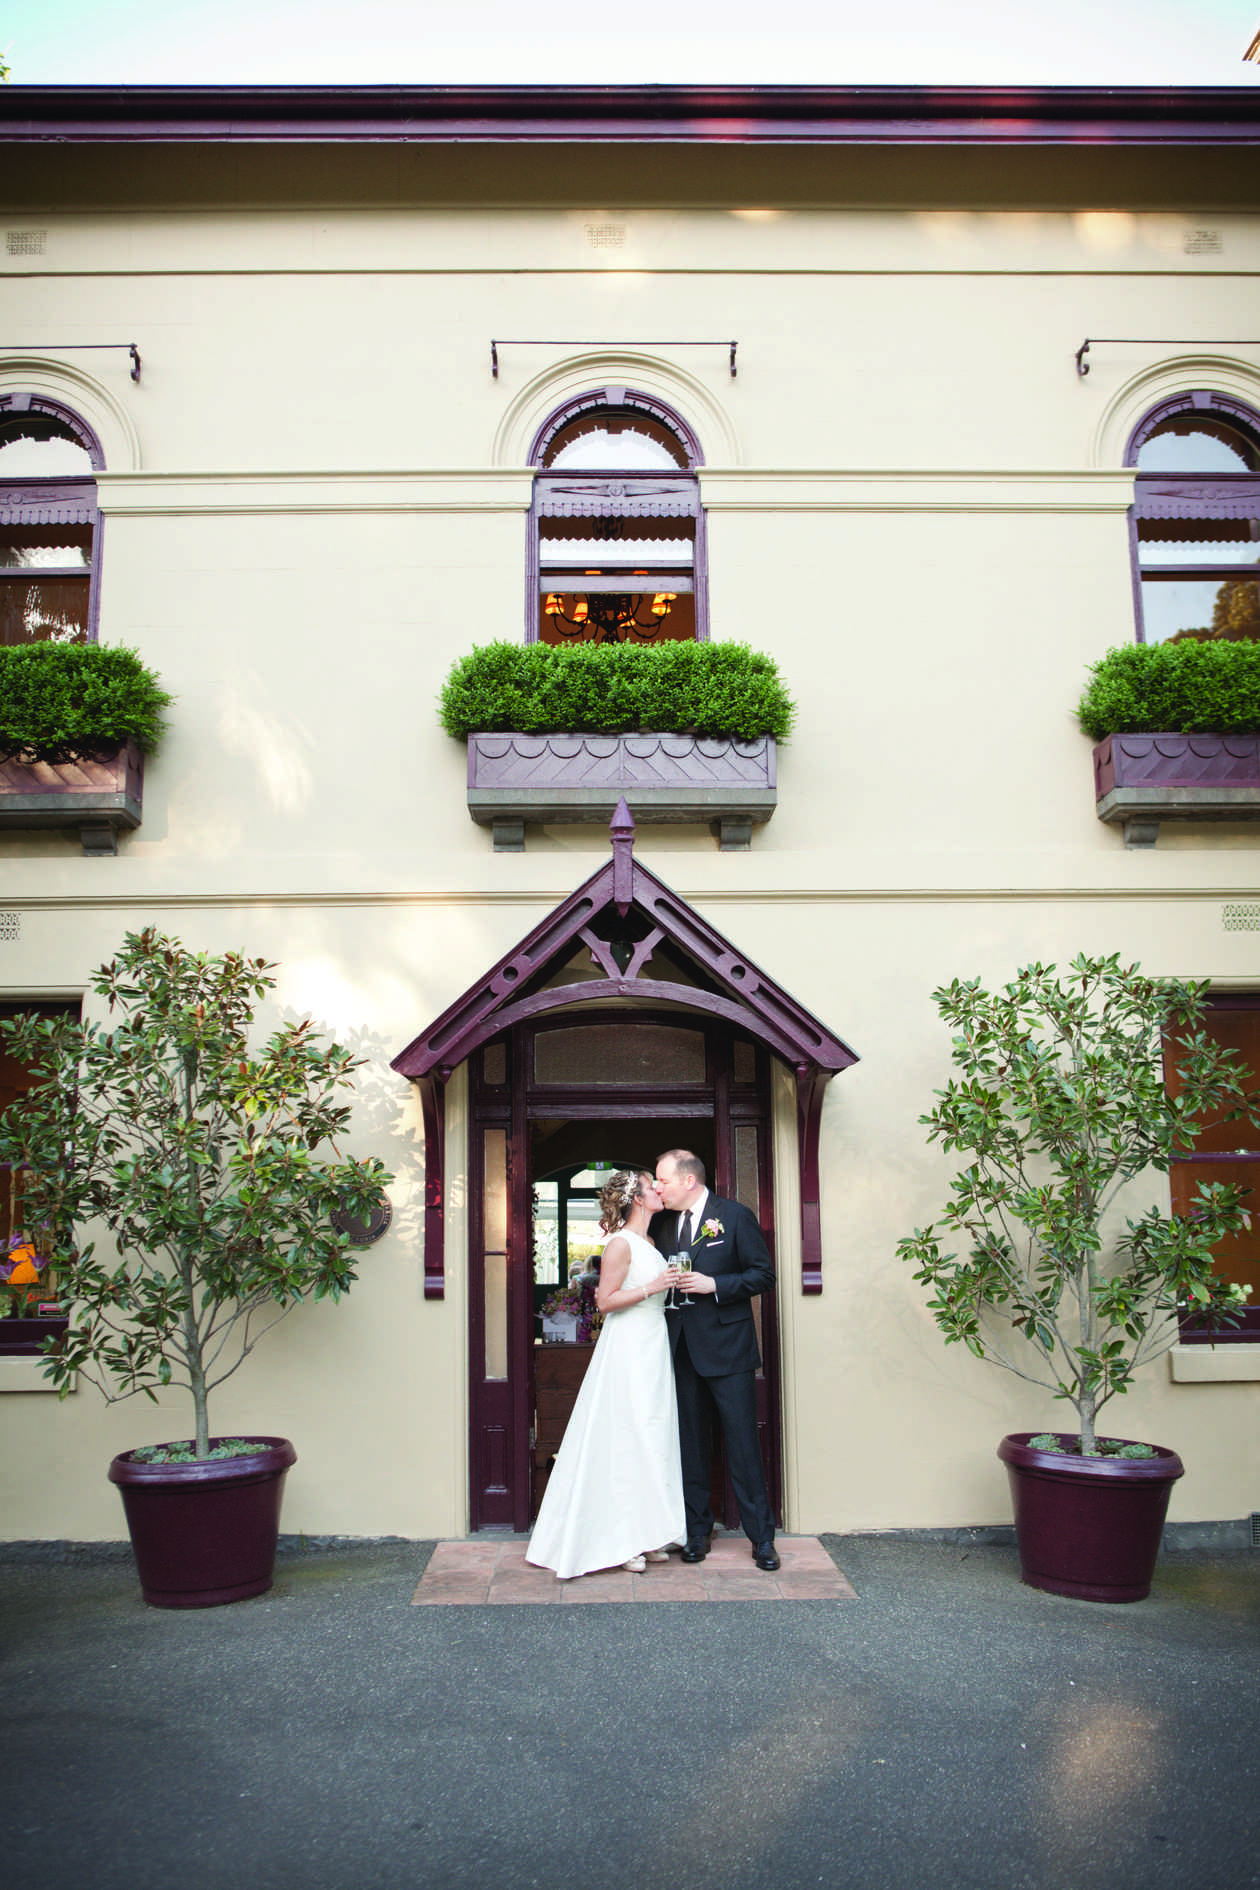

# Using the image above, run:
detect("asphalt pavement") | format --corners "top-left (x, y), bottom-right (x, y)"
top-left (2, 1531), bottom-right (1258, 1890)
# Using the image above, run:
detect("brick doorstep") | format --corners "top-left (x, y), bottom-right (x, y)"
top-left (412, 1536), bottom-right (856, 1606)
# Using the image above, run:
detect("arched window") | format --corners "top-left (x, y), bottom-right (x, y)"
top-left (0, 394), bottom-right (103, 646)
top-left (526, 389), bottom-right (707, 644)
top-left (1127, 392), bottom-right (1260, 644)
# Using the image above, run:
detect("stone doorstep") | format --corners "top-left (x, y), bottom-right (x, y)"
top-left (411, 1535), bottom-right (858, 1605)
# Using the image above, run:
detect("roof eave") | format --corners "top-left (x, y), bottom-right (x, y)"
top-left (2, 83), bottom-right (1259, 147)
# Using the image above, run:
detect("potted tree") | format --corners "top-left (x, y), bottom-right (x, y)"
top-left (0, 642), bottom-right (171, 854)
top-left (897, 954), bottom-right (1254, 1602)
top-left (0, 929), bottom-right (391, 1608)
top-left (441, 639), bottom-right (794, 851)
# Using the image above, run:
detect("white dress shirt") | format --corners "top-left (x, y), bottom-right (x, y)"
top-left (680, 1187), bottom-right (716, 1298)
top-left (679, 1187), bottom-right (708, 1248)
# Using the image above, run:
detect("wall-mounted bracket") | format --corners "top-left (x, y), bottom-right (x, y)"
top-left (1076, 337), bottom-right (1260, 377)
top-left (492, 339), bottom-right (736, 379)
top-left (1, 341), bottom-right (141, 381)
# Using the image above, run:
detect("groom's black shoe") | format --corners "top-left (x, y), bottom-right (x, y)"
top-left (681, 1536), bottom-right (711, 1563)
top-left (752, 1540), bottom-right (781, 1572)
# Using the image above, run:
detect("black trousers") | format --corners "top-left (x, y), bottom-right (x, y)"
top-left (672, 1323), bottom-right (774, 1545)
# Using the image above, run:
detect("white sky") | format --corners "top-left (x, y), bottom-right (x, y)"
top-left (2, 0), bottom-right (1258, 88)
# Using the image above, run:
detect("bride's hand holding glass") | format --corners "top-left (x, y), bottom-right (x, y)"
top-left (653, 1263), bottom-right (682, 1308)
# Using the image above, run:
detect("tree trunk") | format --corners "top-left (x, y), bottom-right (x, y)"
top-left (181, 1298), bottom-right (211, 1457)
top-left (180, 1050), bottom-right (210, 1458)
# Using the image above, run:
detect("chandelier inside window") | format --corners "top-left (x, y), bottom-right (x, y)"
top-left (543, 587), bottom-right (678, 643)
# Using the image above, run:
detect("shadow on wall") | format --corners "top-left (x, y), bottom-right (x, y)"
top-left (276, 1011), bottom-right (425, 1266)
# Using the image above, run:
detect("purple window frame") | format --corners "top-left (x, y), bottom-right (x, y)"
top-left (1124, 389), bottom-right (1260, 646)
top-left (0, 394), bottom-right (106, 646)
top-left (525, 386), bottom-right (710, 645)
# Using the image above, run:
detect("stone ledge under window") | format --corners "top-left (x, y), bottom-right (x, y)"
top-left (0, 743), bottom-right (144, 855)
top-left (0, 1356), bottom-right (73, 1393)
top-left (467, 732), bottom-right (777, 851)
top-left (1169, 1343), bottom-right (1260, 1384)
top-left (1094, 732), bottom-right (1260, 847)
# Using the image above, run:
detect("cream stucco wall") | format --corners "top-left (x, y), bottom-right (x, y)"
top-left (3, 153), bottom-right (1259, 1540)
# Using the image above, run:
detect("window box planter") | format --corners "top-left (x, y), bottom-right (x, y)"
top-left (0, 741), bottom-right (143, 854)
top-left (1093, 731), bottom-right (1260, 846)
top-left (0, 1312), bottom-right (68, 1358)
top-left (466, 731), bottom-right (777, 851)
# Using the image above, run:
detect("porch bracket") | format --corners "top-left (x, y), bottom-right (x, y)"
top-left (417, 1073), bottom-right (447, 1299)
top-left (796, 1064), bottom-right (832, 1295)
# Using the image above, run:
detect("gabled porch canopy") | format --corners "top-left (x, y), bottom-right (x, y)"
top-left (391, 802), bottom-right (857, 1300)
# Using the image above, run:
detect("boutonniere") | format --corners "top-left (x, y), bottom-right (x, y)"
top-left (701, 1218), bottom-right (724, 1240)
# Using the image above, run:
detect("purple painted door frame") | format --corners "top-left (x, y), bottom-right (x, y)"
top-left (467, 1012), bottom-right (780, 1534)
top-left (390, 807), bottom-right (856, 1533)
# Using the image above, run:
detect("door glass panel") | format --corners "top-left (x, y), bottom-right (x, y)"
top-left (532, 1179), bottom-right (561, 1288)
top-left (733, 1125), bottom-right (760, 1216)
top-left (481, 1039), bottom-right (507, 1087)
top-left (483, 1129), bottom-right (508, 1380)
top-left (535, 1024), bottom-right (705, 1086)
top-left (733, 1124), bottom-right (765, 1365)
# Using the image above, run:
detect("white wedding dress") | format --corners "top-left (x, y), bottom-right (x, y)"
top-left (527, 1229), bottom-right (686, 1579)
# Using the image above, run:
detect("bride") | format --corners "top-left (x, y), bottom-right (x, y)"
top-left (526, 1169), bottom-right (686, 1580)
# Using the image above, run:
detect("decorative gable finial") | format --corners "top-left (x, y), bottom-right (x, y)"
top-left (610, 797), bottom-right (635, 914)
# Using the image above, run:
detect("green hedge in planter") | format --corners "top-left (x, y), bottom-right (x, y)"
top-left (439, 641), bottom-right (796, 742)
top-left (1078, 640), bottom-right (1260, 741)
top-left (0, 643), bottom-right (172, 765)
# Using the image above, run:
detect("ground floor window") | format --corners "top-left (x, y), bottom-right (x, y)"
top-left (0, 1000), bottom-right (79, 1351)
top-left (1167, 994), bottom-right (1260, 1342)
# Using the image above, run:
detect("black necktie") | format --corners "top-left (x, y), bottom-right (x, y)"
top-left (679, 1210), bottom-right (693, 1250)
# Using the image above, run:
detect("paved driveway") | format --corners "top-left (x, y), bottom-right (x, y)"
top-left (3, 1533), bottom-right (1257, 1890)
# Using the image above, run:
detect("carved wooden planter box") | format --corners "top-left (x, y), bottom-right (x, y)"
top-left (0, 742), bottom-right (144, 854)
top-left (1094, 732), bottom-right (1260, 846)
top-left (467, 731), bottom-right (777, 851)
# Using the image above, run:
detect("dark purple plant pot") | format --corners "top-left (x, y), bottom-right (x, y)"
top-left (108, 1436), bottom-right (297, 1609)
top-left (997, 1432), bottom-right (1184, 1604)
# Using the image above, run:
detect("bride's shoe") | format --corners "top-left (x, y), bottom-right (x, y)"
top-left (644, 1549), bottom-right (670, 1563)
top-left (621, 1555), bottom-right (647, 1573)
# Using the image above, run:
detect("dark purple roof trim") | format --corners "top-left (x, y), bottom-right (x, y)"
top-left (3, 84), bottom-right (1259, 146)
top-left (391, 843), bottom-right (857, 1081)
top-left (391, 804), bottom-right (856, 1297)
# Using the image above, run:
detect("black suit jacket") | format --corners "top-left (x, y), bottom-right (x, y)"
top-left (649, 1193), bottom-right (774, 1379)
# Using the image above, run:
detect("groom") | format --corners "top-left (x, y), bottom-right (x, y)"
top-left (651, 1148), bottom-right (780, 1572)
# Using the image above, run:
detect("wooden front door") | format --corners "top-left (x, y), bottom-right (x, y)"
top-left (466, 1012), bottom-right (780, 1533)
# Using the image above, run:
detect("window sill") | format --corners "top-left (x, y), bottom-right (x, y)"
top-left (467, 731), bottom-right (777, 851)
top-left (1094, 732), bottom-right (1260, 846)
top-left (1169, 1343), bottom-right (1260, 1384)
top-left (0, 742), bottom-right (144, 855)
top-left (0, 1355), bottom-right (72, 1393)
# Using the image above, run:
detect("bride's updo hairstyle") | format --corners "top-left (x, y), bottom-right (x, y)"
top-left (598, 1169), bottom-right (649, 1235)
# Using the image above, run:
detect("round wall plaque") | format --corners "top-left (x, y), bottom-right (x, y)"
top-left (331, 1191), bottom-right (393, 1247)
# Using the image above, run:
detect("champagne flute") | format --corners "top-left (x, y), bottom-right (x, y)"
top-left (676, 1247), bottom-right (694, 1307)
